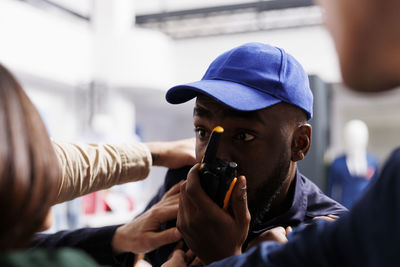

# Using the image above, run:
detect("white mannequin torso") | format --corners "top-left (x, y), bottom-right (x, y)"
top-left (343, 120), bottom-right (369, 177)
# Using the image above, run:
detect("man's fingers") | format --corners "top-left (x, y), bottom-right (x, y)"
top-left (260, 227), bottom-right (288, 244)
top-left (286, 226), bottom-right (292, 235)
top-left (190, 256), bottom-right (203, 266)
top-left (154, 203), bottom-right (179, 222)
top-left (185, 164), bottom-right (202, 193)
top-left (150, 227), bottom-right (182, 249)
top-left (164, 180), bottom-right (184, 199)
top-left (158, 193), bottom-right (180, 207)
top-left (231, 176), bottom-right (251, 228)
top-left (327, 214), bottom-right (339, 220)
top-left (162, 249), bottom-right (187, 267)
top-left (177, 164), bottom-right (217, 237)
top-left (167, 248), bottom-right (185, 261)
top-left (184, 163), bottom-right (216, 208)
top-left (185, 249), bottom-right (196, 261)
top-left (177, 179), bottom-right (195, 234)
top-left (247, 226), bottom-right (287, 250)
top-left (173, 240), bottom-right (185, 251)
top-left (312, 214), bottom-right (339, 222)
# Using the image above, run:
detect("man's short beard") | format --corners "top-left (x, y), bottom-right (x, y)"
top-left (248, 155), bottom-right (291, 230)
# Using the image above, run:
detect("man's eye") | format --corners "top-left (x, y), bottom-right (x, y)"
top-left (235, 132), bottom-right (255, 142)
top-left (194, 127), bottom-right (209, 139)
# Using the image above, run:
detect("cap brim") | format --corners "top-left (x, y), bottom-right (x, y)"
top-left (166, 79), bottom-right (281, 111)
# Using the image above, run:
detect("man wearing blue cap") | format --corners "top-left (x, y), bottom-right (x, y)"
top-left (143, 42), bottom-right (346, 266)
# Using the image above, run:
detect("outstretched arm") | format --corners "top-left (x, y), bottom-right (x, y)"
top-left (53, 138), bottom-right (195, 203)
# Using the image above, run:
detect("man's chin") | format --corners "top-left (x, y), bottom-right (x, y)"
top-left (248, 199), bottom-right (273, 230)
top-left (248, 179), bottom-right (287, 229)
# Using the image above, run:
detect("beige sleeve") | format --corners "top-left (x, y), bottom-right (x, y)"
top-left (52, 141), bottom-right (153, 204)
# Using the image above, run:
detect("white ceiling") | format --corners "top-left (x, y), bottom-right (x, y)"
top-left (46, 0), bottom-right (273, 16)
top-left (135, 0), bottom-right (256, 14)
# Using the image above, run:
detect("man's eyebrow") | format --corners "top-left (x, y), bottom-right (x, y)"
top-left (194, 103), bottom-right (267, 126)
top-left (224, 109), bottom-right (267, 126)
top-left (193, 106), bottom-right (211, 118)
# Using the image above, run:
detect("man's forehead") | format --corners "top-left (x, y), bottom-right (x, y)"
top-left (193, 95), bottom-right (270, 124)
top-left (195, 95), bottom-right (226, 109)
top-left (195, 95), bottom-right (246, 115)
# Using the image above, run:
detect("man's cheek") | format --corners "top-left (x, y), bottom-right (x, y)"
top-left (246, 167), bottom-right (270, 193)
top-left (195, 145), bottom-right (205, 162)
top-left (195, 153), bottom-right (202, 163)
top-left (242, 172), bottom-right (257, 195)
top-left (245, 185), bottom-right (258, 210)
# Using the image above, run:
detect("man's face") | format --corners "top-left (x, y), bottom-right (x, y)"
top-left (193, 95), bottom-right (295, 225)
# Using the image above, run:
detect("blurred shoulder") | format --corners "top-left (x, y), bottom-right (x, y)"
top-left (0, 248), bottom-right (98, 267)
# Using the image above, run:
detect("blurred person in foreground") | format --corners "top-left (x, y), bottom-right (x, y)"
top-left (0, 63), bottom-right (196, 267)
top-left (163, 0), bottom-right (400, 266)
top-left (0, 63), bottom-right (97, 266)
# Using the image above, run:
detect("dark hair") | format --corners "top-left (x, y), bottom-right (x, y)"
top-left (0, 64), bottom-right (60, 250)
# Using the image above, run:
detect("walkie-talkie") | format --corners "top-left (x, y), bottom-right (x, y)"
top-left (199, 126), bottom-right (238, 209)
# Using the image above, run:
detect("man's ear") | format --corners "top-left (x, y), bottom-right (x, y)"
top-left (291, 124), bottom-right (312, 162)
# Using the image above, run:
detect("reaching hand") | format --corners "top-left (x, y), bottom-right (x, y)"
top-left (177, 164), bottom-right (251, 265)
top-left (146, 138), bottom-right (196, 169)
top-left (162, 242), bottom-right (196, 267)
top-left (111, 182), bottom-right (183, 254)
top-left (246, 226), bottom-right (292, 251)
top-left (162, 249), bottom-right (187, 267)
top-left (312, 214), bottom-right (339, 223)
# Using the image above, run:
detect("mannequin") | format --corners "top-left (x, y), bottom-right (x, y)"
top-left (344, 120), bottom-right (369, 176)
top-left (327, 120), bottom-right (379, 208)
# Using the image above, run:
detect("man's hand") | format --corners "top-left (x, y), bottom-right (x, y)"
top-left (312, 214), bottom-right (339, 222)
top-left (146, 138), bottom-right (196, 169)
top-left (177, 164), bottom-right (251, 265)
top-left (162, 242), bottom-right (196, 267)
top-left (111, 182), bottom-right (183, 254)
top-left (162, 249), bottom-right (193, 267)
top-left (247, 226), bottom-right (292, 251)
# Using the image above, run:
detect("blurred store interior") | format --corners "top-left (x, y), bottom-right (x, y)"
top-left (1, 0), bottom-right (399, 231)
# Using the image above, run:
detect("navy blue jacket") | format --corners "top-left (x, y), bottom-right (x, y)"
top-left (206, 147), bottom-right (400, 267)
top-left (145, 167), bottom-right (347, 267)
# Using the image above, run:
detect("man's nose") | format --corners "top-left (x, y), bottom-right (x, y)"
top-left (215, 138), bottom-right (233, 162)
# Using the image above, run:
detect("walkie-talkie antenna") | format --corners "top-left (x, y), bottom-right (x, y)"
top-left (200, 126), bottom-right (224, 168)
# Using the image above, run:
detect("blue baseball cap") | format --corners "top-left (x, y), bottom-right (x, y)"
top-left (166, 42), bottom-right (313, 120)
